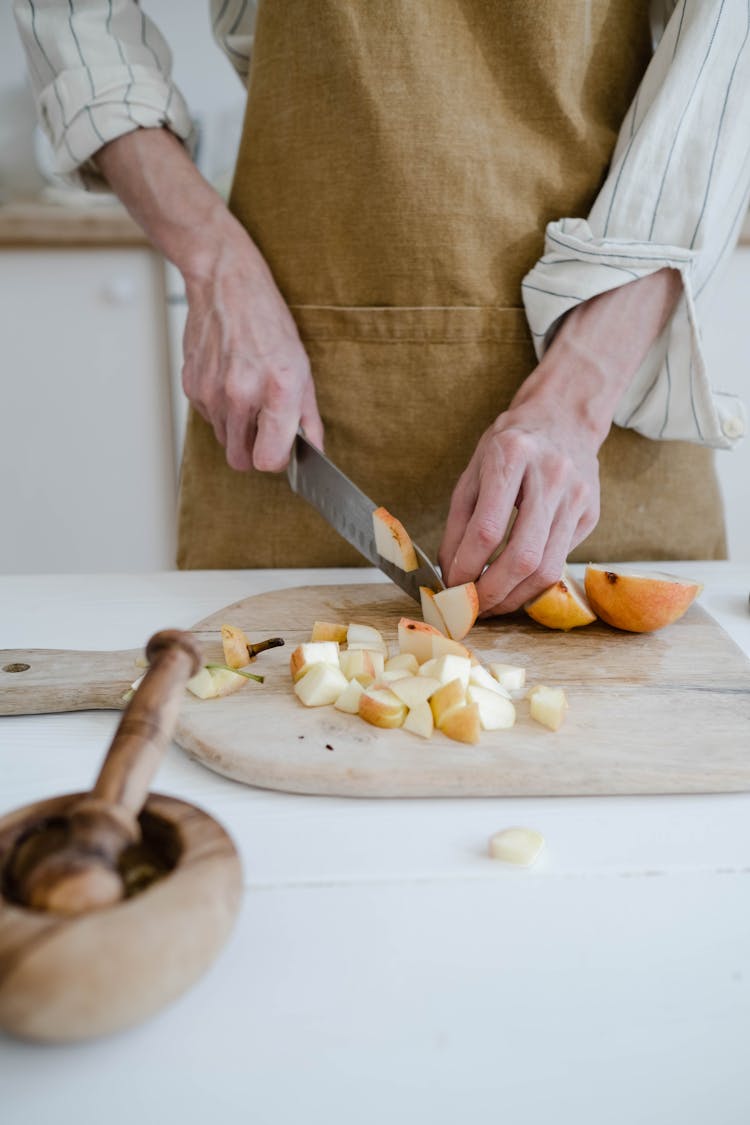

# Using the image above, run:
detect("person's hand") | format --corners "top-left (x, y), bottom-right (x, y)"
top-left (182, 234), bottom-right (323, 472)
top-left (93, 128), bottom-right (323, 472)
top-left (439, 266), bottom-right (684, 614)
top-left (439, 402), bottom-right (601, 615)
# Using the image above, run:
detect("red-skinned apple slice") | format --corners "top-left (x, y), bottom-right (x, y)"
top-left (440, 702), bottom-right (481, 745)
top-left (524, 567), bottom-right (596, 631)
top-left (358, 687), bottom-right (408, 729)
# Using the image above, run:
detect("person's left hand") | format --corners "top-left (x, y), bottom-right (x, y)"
top-left (438, 400), bottom-right (601, 615)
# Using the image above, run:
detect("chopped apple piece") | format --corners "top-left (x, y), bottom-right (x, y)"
top-left (186, 667), bottom-right (216, 699)
top-left (347, 622), bottom-right (386, 648)
top-left (488, 827), bottom-right (545, 866)
top-left (390, 674), bottom-right (441, 709)
top-left (528, 685), bottom-right (569, 731)
top-left (420, 586), bottom-right (448, 634)
top-left (430, 633), bottom-right (473, 661)
top-left (384, 652), bottom-right (419, 676)
top-left (379, 668), bottom-right (412, 684)
top-left (221, 623), bottom-right (251, 669)
top-left (290, 641), bottom-right (340, 682)
top-left (334, 678), bottom-right (365, 714)
top-left (584, 565), bottom-right (703, 633)
top-left (403, 700), bottom-right (434, 740)
top-left (489, 663), bottom-right (526, 691)
top-left (187, 666), bottom-right (248, 700)
top-left (397, 617), bottom-right (444, 664)
top-left (466, 684), bottom-right (516, 730)
top-left (524, 567), bottom-right (596, 631)
top-left (358, 687), bottom-right (408, 729)
top-left (430, 678), bottom-right (469, 728)
top-left (433, 582), bottom-right (479, 641)
top-left (311, 621), bottom-right (348, 644)
top-left (469, 664), bottom-right (511, 698)
top-left (423, 654), bottom-right (471, 689)
top-left (440, 702), bottom-right (481, 745)
top-left (294, 662), bottom-right (349, 707)
top-left (338, 649), bottom-right (378, 686)
top-left (372, 506), bottom-right (418, 572)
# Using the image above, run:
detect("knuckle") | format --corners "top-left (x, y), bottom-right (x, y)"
top-left (473, 518), bottom-right (505, 552)
top-left (512, 544), bottom-right (544, 577)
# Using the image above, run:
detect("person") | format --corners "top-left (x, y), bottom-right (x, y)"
top-left (14, 1), bottom-right (749, 615)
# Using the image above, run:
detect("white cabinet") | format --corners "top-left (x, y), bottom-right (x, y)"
top-left (0, 247), bottom-right (178, 573)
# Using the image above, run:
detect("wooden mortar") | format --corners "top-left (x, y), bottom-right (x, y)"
top-left (0, 630), bottom-right (243, 1043)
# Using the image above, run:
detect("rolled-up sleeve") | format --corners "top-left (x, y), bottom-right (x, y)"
top-left (13, 0), bottom-right (195, 190)
top-left (522, 0), bottom-right (750, 451)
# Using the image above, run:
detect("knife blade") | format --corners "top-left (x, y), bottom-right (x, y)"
top-left (287, 432), bottom-right (444, 601)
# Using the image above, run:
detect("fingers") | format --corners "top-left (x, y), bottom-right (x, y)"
top-left (440, 447), bottom-right (524, 588)
top-left (477, 502), bottom-right (579, 615)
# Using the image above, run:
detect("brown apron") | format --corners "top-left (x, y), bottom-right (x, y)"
top-left (177, 0), bottom-right (726, 569)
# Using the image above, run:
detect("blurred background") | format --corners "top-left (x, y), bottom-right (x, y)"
top-left (0, 2), bottom-right (747, 573)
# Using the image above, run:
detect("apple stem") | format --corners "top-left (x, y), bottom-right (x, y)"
top-left (247, 637), bottom-right (285, 658)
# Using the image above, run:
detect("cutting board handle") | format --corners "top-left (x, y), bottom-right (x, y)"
top-left (0, 646), bottom-right (144, 715)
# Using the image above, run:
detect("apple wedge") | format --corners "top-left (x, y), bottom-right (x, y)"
top-left (440, 702), bottom-right (481, 745)
top-left (488, 827), bottom-right (545, 866)
top-left (429, 678), bottom-right (468, 728)
top-left (403, 700), bottom-right (434, 740)
top-left (290, 641), bottom-right (340, 682)
top-left (466, 684), bottom-right (516, 730)
top-left (372, 506), bottom-right (419, 571)
top-left (294, 662), bottom-right (349, 707)
top-left (433, 582), bottom-right (479, 641)
top-left (221, 623), bottom-right (251, 669)
top-left (528, 685), bottom-right (569, 731)
top-left (390, 674), bottom-right (441, 709)
top-left (420, 586), bottom-right (448, 634)
top-left (398, 617), bottom-right (444, 664)
top-left (334, 678), bottom-right (365, 714)
top-left (524, 567), bottom-right (596, 631)
top-left (430, 633), bottom-right (473, 661)
top-left (358, 687), bottom-right (408, 729)
top-left (384, 652), bottom-right (420, 676)
top-left (421, 654), bottom-right (471, 689)
top-left (187, 666), bottom-right (249, 700)
top-left (469, 664), bottom-right (512, 698)
top-left (338, 648), bottom-right (378, 687)
top-left (489, 663), bottom-right (526, 691)
top-left (311, 621), bottom-right (348, 644)
top-left (584, 565), bottom-right (703, 633)
top-left (347, 622), bottom-right (386, 649)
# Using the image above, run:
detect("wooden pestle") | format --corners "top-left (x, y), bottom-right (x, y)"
top-left (12, 629), bottom-right (202, 916)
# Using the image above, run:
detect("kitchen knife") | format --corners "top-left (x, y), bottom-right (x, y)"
top-left (287, 432), bottom-right (444, 601)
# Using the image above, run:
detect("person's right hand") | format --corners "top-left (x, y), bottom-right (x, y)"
top-left (182, 232), bottom-right (324, 472)
top-left (93, 128), bottom-right (323, 473)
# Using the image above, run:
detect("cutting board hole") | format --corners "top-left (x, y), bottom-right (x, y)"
top-left (3, 663), bottom-right (30, 673)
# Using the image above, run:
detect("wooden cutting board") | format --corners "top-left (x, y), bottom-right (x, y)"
top-left (3, 583), bottom-right (750, 797)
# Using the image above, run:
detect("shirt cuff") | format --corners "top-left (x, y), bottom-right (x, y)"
top-left (36, 63), bottom-right (196, 191)
top-left (522, 218), bottom-right (746, 452)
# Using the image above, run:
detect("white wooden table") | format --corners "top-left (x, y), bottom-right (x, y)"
top-left (2, 564), bottom-right (750, 1125)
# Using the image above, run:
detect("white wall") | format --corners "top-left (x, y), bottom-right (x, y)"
top-left (0, 1), bottom-right (246, 197)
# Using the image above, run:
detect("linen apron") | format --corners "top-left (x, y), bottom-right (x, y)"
top-left (177, 0), bottom-right (726, 569)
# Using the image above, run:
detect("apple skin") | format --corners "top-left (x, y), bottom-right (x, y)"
top-left (440, 702), bottom-right (481, 745)
top-left (524, 569), bottom-right (596, 631)
top-left (372, 507), bottom-right (419, 572)
top-left (433, 582), bottom-right (479, 642)
top-left (221, 623), bottom-right (251, 669)
top-left (584, 565), bottom-right (703, 633)
top-left (358, 687), bottom-right (408, 729)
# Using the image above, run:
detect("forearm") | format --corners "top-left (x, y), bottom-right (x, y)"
top-left (512, 267), bottom-right (683, 445)
top-left (94, 128), bottom-right (250, 280)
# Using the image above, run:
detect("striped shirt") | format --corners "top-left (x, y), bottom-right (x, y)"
top-left (13, 0), bottom-right (749, 450)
